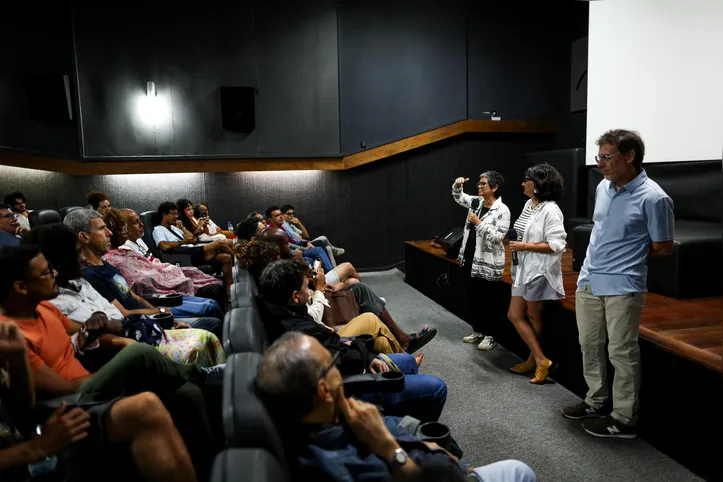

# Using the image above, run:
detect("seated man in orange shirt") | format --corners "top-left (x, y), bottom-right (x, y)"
top-left (0, 245), bottom-right (224, 480)
top-left (0, 322), bottom-right (197, 482)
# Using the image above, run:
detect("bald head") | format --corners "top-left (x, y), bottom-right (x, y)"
top-left (256, 333), bottom-right (331, 421)
top-left (122, 209), bottom-right (144, 241)
top-left (258, 226), bottom-right (291, 258)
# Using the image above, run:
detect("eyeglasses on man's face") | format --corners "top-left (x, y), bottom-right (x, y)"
top-left (318, 351), bottom-right (342, 381)
top-left (595, 152), bottom-right (621, 163)
top-left (30, 262), bottom-right (56, 281)
top-left (0, 212), bottom-right (15, 220)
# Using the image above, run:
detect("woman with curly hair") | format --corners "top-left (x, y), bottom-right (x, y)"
top-left (507, 163), bottom-right (567, 384)
top-left (24, 222), bottom-right (226, 367)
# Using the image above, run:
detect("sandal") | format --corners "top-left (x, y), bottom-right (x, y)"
top-left (405, 327), bottom-right (438, 354)
top-left (510, 359), bottom-right (536, 375)
top-left (530, 359), bottom-right (557, 384)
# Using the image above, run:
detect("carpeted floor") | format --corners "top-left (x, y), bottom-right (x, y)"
top-left (362, 269), bottom-right (701, 482)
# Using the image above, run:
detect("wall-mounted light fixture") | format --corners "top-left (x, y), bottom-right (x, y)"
top-left (146, 81), bottom-right (156, 98)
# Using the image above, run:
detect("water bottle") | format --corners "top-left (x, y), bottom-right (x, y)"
top-left (227, 222), bottom-right (234, 233)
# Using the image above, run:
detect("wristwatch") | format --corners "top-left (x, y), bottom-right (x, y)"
top-left (388, 447), bottom-right (408, 470)
top-left (159, 307), bottom-right (168, 314)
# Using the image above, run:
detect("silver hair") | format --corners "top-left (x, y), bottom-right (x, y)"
top-left (256, 332), bottom-right (326, 421)
top-left (63, 208), bottom-right (103, 235)
top-left (478, 170), bottom-right (505, 198)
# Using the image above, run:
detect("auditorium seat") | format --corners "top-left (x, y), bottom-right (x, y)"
top-left (223, 306), bottom-right (268, 355)
top-left (57, 206), bottom-right (83, 220)
top-left (223, 352), bottom-right (288, 464)
top-left (231, 278), bottom-right (258, 309)
top-left (570, 161), bottom-right (722, 299)
top-left (28, 209), bottom-right (62, 227)
top-left (211, 448), bottom-right (287, 482)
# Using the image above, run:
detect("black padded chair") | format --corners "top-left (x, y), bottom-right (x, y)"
top-left (231, 279), bottom-right (258, 310)
top-left (211, 448), bottom-right (287, 482)
top-left (58, 206), bottom-right (83, 220)
top-left (223, 307), bottom-right (268, 355)
top-left (223, 352), bottom-right (288, 466)
top-left (28, 209), bottom-right (62, 227)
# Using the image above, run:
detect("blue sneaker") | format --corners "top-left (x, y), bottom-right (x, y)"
top-left (202, 364), bottom-right (225, 386)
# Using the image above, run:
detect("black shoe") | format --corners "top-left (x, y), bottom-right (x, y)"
top-left (561, 401), bottom-right (610, 420)
top-left (582, 416), bottom-right (637, 439)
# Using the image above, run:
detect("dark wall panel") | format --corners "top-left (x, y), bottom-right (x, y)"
top-left (467, 3), bottom-right (565, 122)
top-left (0, 3), bottom-right (78, 157)
top-left (0, 166), bottom-right (86, 210)
top-left (74, 1), bottom-right (339, 158)
top-left (338, 0), bottom-right (467, 154)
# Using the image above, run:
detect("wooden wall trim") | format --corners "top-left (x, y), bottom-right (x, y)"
top-left (0, 119), bottom-right (554, 175)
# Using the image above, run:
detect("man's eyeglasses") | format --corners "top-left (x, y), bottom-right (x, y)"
top-left (318, 351), bottom-right (342, 380)
top-left (595, 153), bottom-right (621, 162)
top-left (30, 263), bottom-right (56, 280)
top-left (0, 212), bottom-right (15, 220)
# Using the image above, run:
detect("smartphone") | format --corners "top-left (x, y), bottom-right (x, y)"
top-left (313, 259), bottom-right (322, 275)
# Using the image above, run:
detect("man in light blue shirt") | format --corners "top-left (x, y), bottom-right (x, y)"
top-left (562, 130), bottom-right (674, 439)
top-left (0, 204), bottom-right (22, 247)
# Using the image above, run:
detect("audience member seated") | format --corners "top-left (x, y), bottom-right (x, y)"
top-left (266, 206), bottom-right (336, 271)
top-left (86, 191), bottom-right (111, 214)
top-left (120, 208), bottom-right (227, 309)
top-left (258, 259), bottom-right (447, 422)
top-left (177, 199), bottom-right (227, 242)
top-left (2, 192), bottom-right (30, 232)
top-left (197, 202), bottom-right (234, 238)
top-left (281, 203), bottom-right (345, 257)
top-left (24, 223), bottom-right (225, 367)
top-left (256, 332), bottom-right (536, 482)
top-left (0, 245), bottom-right (224, 479)
top-left (258, 226), bottom-right (360, 291)
top-left (64, 209), bottom-right (224, 339)
top-left (236, 239), bottom-right (436, 353)
top-left (103, 208), bottom-right (225, 321)
top-left (0, 204), bottom-right (22, 247)
top-left (152, 202), bottom-right (234, 294)
top-left (235, 217), bottom-right (265, 242)
top-left (0, 321), bottom-right (199, 482)
top-left (246, 211), bottom-right (267, 226)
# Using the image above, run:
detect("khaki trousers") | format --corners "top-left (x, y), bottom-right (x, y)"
top-left (575, 283), bottom-right (645, 425)
top-left (337, 312), bottom-right (403, 354)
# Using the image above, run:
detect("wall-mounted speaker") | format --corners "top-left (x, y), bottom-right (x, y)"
top-left (23, 73), bottom-right (73, 123)
top-left (220, 86), bottom-right (256, 133)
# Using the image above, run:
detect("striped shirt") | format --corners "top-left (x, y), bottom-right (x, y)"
top-left (513, 203), bottom-right (536, 240)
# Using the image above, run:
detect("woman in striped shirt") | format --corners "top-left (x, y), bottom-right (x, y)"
top-left (507, 163), bottom-right (567, 384)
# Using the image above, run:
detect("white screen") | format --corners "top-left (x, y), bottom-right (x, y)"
top-left (586, 0), bottom-right (723, 164)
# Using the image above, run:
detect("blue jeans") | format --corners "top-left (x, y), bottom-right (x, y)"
top-left (179, 316), bottom-right (224, 340)
top-left (359, 353), bottom-right (447, 422)
top-left (302, 247), bottom-right (334, 272)
top-left (170, 296), bottom-right (225, 321)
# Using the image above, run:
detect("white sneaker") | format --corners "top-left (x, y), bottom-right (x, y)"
top-left (463, 332), bottom-right (485, 344)
top-left (477, 336), bottom-right (497, 351)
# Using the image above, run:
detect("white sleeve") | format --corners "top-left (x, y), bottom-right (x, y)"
top-left (452, 183), bottom-right (475, 209)
top-left (544, 207), bottom-right (567, 253)
top-left (152, 227), bottom-right (167, 247)
top-left (307, 291), bottom-right (330, 325)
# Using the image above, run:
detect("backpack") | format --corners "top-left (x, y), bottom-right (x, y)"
top-left (122, 315), bottom-right (167, 346)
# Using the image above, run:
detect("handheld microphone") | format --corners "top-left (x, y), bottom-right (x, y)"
top-left (467, 198), bottom-right (480, 230)
top-left (507, 229), bottom-right (519, 266)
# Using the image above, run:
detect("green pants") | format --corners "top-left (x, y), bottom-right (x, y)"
top-left (78, 343), bottom-right (218, 480)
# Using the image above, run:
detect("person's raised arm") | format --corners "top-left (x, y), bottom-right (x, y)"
top-left (291, 216), bottom-right (310, 240)
top-left (451, 177), bottom-right (474, 209)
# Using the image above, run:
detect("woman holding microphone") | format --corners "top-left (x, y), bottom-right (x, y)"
top-left (508, 163), bottom-right (566, 384)
top-left (453, 172), bottom-right (510, 351)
